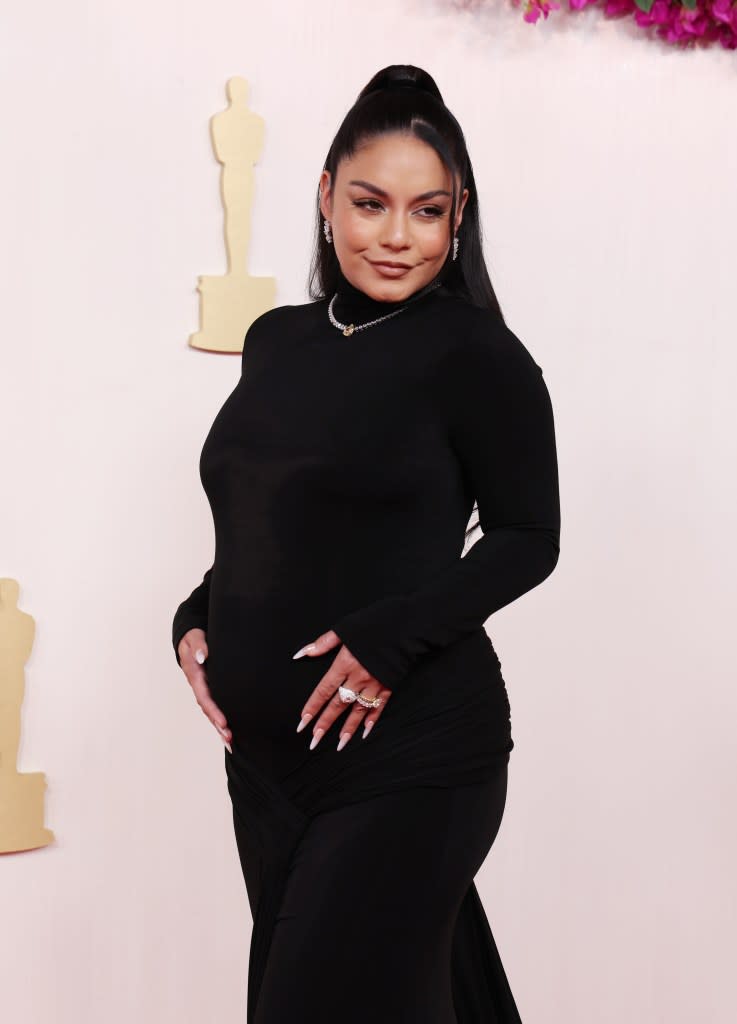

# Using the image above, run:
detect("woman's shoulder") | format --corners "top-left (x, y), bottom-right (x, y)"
top-left (432, 292), bottom-right (542, 376)
top-left (244, 300), bottom-right (309, 331)
top-left (241, 299), bottom-right (325, 346)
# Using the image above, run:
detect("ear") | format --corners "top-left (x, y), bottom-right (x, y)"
top-left (319, 169), bottom-right (333, 222)
top-left (455, 187), bottom-right (469, 233)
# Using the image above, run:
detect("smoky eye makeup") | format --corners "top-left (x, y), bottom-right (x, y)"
top-left (351, 199), bottom-right (447, 218)
top-left (351, 199), bottom-right (382, 211)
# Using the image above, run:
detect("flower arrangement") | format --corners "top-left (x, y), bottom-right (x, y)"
top-left (509, 0), bottom-right (737, 49)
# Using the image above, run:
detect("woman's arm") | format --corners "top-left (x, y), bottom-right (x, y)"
top-left (170, 309), bottom-right (284, 667)
top-left (330, 316), bottom-right (561, 689)
top-left (172, 566), bottom-right (213, 665)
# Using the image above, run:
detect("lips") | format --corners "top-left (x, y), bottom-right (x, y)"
top-left (370, 261), bottom-right (412, 269)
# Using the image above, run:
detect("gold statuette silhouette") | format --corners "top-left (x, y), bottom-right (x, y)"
top-left (189, 77), bottom-right (277, 353)
top-left (0, 579), bottom-right (54, 853)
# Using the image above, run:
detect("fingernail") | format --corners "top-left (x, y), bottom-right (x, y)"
top-left (362, 721), bottom-right (374, 739)
top-left (292, 643), bottom-right (317, 660)
top-left (296, 713), bottom-right (312, 733)
top-left (309, 728), bottom-right (325, 750)
top-left (195, 649), bottom-right (206, 665)
top-left (214, 723), bottom-right (232, 753)
top-left (337, 732), bottom-right (351, 752)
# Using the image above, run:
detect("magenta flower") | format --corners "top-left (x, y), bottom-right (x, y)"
top-left (509, 0), bottom-right (737, 49)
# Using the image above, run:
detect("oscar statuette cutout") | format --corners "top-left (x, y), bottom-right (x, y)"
top-left (189, 76), bottom-right (277, 353)
top-left (0, 578), bottom-right (54, 854)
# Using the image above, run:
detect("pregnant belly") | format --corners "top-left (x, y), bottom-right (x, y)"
top-left (203, 595), bottom-right (342, 739)
top-left (204, 592), bottom-right (513, 769)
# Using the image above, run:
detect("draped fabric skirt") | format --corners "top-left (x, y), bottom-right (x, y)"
top-left (225, 736), bottom-right (523, 1023)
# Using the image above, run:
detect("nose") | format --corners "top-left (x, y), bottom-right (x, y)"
top-left (380, 209), bottom-right (411, 251)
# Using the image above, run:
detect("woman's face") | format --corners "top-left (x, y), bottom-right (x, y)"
top-left (319, 132), bottom-right (469, 302)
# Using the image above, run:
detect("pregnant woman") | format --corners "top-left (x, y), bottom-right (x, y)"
top-left (172, 64), bottom-right (561, 1023)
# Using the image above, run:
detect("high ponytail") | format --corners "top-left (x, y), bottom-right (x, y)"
top-left (359, 65), bottom-right (444, 103)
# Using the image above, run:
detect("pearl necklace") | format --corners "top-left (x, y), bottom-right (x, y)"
top-left (327, 279), bottom-right (442, 337)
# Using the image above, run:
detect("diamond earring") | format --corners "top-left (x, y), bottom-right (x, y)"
top-left (323, 219), bottom-right (333, 244)
top-left (452, 235), bottom-right (459, 261)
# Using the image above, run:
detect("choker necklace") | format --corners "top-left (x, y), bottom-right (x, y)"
top-left (328, 279), bottom-right (442, 337)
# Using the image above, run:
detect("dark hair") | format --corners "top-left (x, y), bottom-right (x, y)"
top-left (308, 64), bottom-right (501, 544)
top-left (307, 64), bottom-right (505, 323)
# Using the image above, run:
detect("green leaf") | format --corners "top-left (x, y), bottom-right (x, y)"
top-left (633, 0), bottom-right (655, 11)
top-left (680, 0), bottom-right (698, 9)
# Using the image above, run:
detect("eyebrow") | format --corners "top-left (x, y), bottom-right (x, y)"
top-left (347, 179), bottom-right (451, 202)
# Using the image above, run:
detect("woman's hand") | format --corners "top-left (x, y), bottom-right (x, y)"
top-left (292, 630), bottom-right (392, 751)
top-left (177, 628), bottom-right (233, 753)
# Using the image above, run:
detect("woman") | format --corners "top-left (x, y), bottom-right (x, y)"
top-left (172, 64), bottom-right (560, 1023)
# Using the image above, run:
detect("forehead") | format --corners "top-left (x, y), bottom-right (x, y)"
top-left (335, 133), bottom-right (452, 193)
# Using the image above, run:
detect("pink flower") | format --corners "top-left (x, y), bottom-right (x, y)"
top-left (523, 0), bottom-right (562, 23)
top-left (634, 0), bottom-right (672, 27)
top-left (509, 0), bottom-right (737, 50)
top-left (604, 0), bottom-right (637, 15)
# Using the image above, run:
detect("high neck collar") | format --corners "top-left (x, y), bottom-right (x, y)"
top-left (331, 265), bottom-right (446, 325)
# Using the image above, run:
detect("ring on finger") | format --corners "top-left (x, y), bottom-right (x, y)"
top-left (356, 692), bottom-right (382, 709)
top-left (338, 685), bottom-right (358, 704)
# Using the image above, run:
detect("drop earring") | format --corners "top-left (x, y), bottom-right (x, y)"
top-left (323, 219), bottom-right (333, 244)
top-left (452, 235), bottom-right (459, 261)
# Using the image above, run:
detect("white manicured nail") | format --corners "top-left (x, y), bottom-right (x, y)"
top-left (337, 733), bottom-right (351, 751)
top-left (362, 721), bottom-right (374, 739)
top-left (292, 644), bottom-right (317, 659)
top-left (309, 728), bottom-right (324, 750)
top-left (214, 724), bottom-right (232, 753)
top-left (296, 714), bottom-right (312, 733)
top-left (195, 649), bottom-right (206, 664)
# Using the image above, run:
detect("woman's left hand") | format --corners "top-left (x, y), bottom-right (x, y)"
top-left (292, 630), bottom-right (393, 751)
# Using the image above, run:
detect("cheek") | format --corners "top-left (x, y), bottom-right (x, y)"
top-left (416, 223), bottom-right (451, 259)
top-left (340, 214), bottom-right (378, 250)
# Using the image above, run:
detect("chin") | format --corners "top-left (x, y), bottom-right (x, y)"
top-left (354, 272), bottom-right (400, 296)
top-left (372, 282), bottom-right (411, 302)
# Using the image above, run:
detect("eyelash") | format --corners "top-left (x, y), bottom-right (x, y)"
top-left (351, 199), bottom-right (445, 219)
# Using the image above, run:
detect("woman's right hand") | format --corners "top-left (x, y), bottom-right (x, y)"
top-left (177, 628), bottom-right (233, 752)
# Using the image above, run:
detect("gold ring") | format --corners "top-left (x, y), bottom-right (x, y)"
top-left (356, 692), bottom-right (382, 709)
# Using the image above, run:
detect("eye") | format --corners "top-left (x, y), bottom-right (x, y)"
top-left (352, 199), bottom-right (383, 211)
top-left (351, 199), bottom-right (445, 218)
top-left (417, 206), bottom-right (444, 218)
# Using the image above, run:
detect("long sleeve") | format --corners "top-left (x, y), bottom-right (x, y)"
top-left (172, 566), bottom-right (212, 665)
top-left (169, 311), bottom-right (277, 668)
top-left (330, 316), bottom-right (561, 689)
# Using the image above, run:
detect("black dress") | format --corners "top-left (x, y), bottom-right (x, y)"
top-left (172, 266), bottom-right (561, 1022)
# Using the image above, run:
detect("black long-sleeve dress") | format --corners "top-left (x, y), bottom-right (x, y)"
top-left (172, 266), bottom-right (561, 1022)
